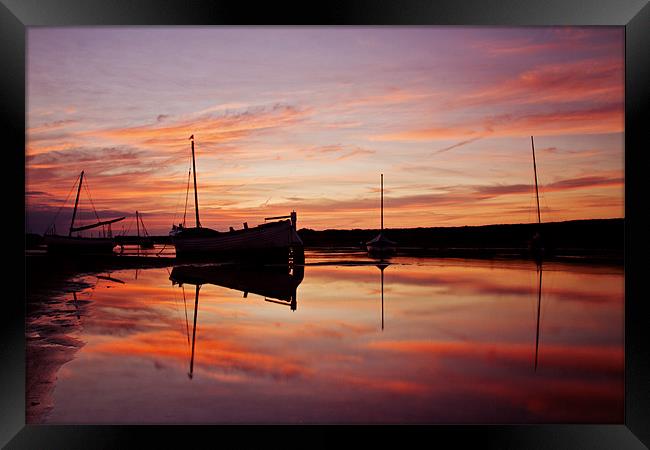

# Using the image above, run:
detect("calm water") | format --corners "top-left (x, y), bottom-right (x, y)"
top-left (27, 250), bottom-right (624, 424)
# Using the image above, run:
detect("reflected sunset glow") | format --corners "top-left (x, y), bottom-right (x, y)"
top-left (31, 256), bottom-right (623, 424)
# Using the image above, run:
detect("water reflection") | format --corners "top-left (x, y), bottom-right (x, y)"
top-left (170, 263), bottom-right (304, 309)
top-left (26, 253), bottom-right (623, 424)
top-left (535, 262), bottom-right (542, 371)
top-left (96, 274), bottom-right (126, 284)
top-left (377, 262), bottom-right (389, 331)
top-left (168, 263), bottom-right (305, 379)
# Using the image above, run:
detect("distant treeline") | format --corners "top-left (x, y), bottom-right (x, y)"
top-left (297, 218), bottom-right (624, 251)
top-left (27, 218), bottom-right (624, 252)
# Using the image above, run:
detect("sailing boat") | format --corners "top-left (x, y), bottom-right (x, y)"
top-left (135, 211), bottom-right (154, 249)
top-left (366, 174), bottom-right (396, 257)
top-left (170, 136), bottom-right (304, 262)
top-left (43, 171), bottom-right (125, 254)
top-left (528, 136), bottom-right (546, 260)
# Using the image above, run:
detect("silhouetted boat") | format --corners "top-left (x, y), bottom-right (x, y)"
top-left (170, 136), bottom-right (303, 262)
top-left (43, 171), bottom-right (125, 254)
top-left (367, 174), bottom-right (396, 257)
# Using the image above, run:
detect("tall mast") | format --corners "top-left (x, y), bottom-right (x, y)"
top-left (381, 173), bottom-right (384, 232)
top-left (136, 211), bottom-right (140, 238)
top-left (531, 136), bottom-right (541, 224)
top-left (69, 170), bottom-right (84, 236)
top-left (190, 135), bottom-right (200, 228)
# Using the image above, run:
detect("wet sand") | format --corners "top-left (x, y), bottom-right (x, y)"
top-left (25, 253), bottom-right (174, 422)
top-left (26, 265), bottom-right (90, 423)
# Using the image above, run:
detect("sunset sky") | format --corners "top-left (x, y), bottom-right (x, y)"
top-left (26, 27), bottom-right (624, 234)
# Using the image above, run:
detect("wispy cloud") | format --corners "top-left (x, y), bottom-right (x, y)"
top-left (432, 137), bottom-right (483, 155)
top-left (89, 103), bottom-right (309, 149)
top-left (454, 59), bottom-right (623, 107)
top-left (472, 28), bottom-right (621, 57)
top-left (300, 144), bottom-right (375, 161)
top-left (373, 102), bottom-right (623, 142)
top-left (371, 125), bottom-right (481, 142)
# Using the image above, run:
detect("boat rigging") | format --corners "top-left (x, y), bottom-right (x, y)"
top-left (43, 171), bottom-right (125, 254)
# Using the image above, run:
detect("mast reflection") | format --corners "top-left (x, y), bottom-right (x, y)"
top-left (189, 284), bottom-right (199, 379)
top-left (534, 261), bottom-right (543, 372)
top-left (169, 263), bottom-right (304, 379)
top-left (376, 261), bottom-right (390, 331)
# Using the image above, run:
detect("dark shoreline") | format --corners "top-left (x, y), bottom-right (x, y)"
top-left (27, 218), bottom-right (623, 262)
top-left (28, 218), bottom-right (623, 249)
top-left (26, 246), bottom-right (623, 276)
top-left (298, 218), bottom-right (623, 252)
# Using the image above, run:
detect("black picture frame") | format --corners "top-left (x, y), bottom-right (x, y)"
top-left (3, 0), bottom-right (648, 448)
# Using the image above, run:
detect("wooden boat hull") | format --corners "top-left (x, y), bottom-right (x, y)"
top-left (172, 219), bottom-right (303, 262)
top-left (43, 234), bottom-right (117, 254)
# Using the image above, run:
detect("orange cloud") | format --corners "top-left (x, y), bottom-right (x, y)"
top-left (89, 104), bottom-right (308, 149)
top-left (457, 59), bottom-right (623, 106)
top-left (371, 102), bottom-right (623, 142)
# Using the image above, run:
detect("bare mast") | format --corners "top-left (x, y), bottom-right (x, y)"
top-left (136, 211), bottom-right (140, 238)
top-left (531, 136), bottom-right (541, 224)
top-left (190, 135), bottom-right (201, 228)
top-left (69, 170), bottom-right (84, 236)
top-left (381, 173), bottom-right (384, 232)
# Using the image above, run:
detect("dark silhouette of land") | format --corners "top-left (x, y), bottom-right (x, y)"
top-left (298, 218), bottom-right (623, 261)
top-left (28, 218), bottom-right (623, 262)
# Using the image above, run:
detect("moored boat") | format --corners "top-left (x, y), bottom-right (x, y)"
top-left (44, 234), bottom-right (119, 254)
top-left (43, 171), bottom-right (125, 255)
top-left (367, 174), bottom-right (396, 257)
top-left (367, 232), bottom-right (397, 257)
top-left (170, 135), bottom-right (303, 262)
